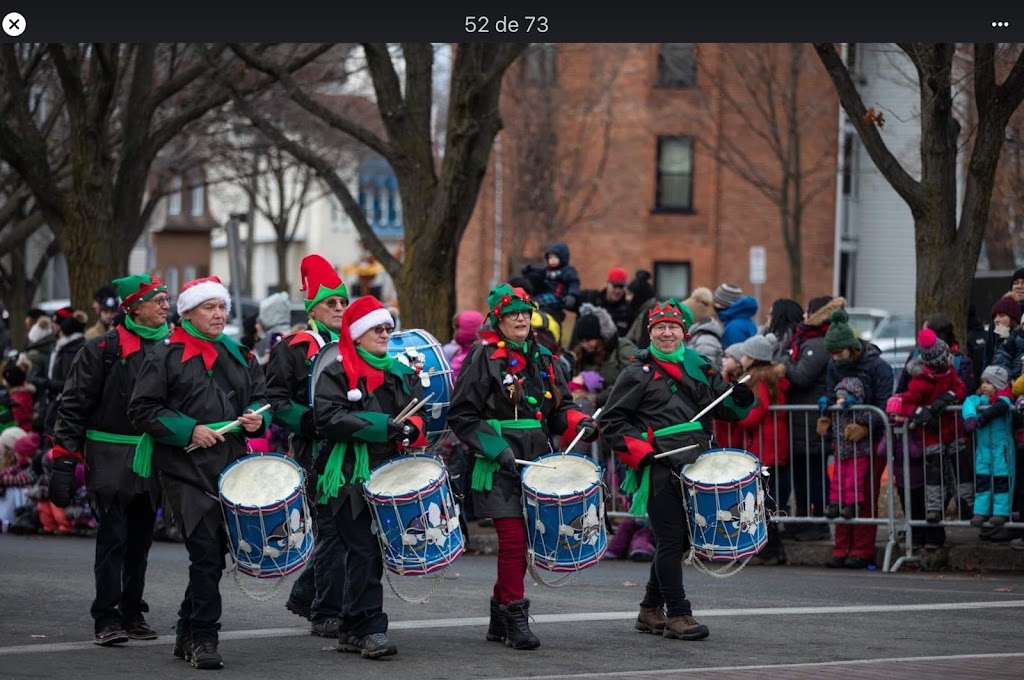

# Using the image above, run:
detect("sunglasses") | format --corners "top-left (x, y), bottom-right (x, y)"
top-left (370, 324), bottom-right (394, 335)
top-left (321, 298), bottom-right (349, 309)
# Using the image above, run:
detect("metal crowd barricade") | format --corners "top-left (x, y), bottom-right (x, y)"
top-left (888, 405), bottom-right (1023, 572)
top-left (594, 403), bottom-right (902, 572)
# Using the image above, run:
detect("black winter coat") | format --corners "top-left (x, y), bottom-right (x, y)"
top-left (43, 333), bottom-right (86, 434)
top-left (128, 333), bottom-right (269, 536)
top-left (53, 326), bottom-right (163, 509)
top-left (447, 334), bottom-right (584, 519)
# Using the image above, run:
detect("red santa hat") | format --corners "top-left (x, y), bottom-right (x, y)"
top-left (338, 296), bottom-right (394, 401)
top-left (177, 276), bottom-right (232, 317)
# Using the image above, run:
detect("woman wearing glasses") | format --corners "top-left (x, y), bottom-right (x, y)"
top-left (51, 274), bottom-right (171, 647)
top-left (447, 284), bottom-right (598, 650)
top-left (311, 295), bottom-right (427, 660)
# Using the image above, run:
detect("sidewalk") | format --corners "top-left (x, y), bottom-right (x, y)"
top-left (464, 522), bottom-right (1024, 572)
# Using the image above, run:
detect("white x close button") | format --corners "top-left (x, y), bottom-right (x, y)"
top-left (3, 12), bottom-right (26, 36)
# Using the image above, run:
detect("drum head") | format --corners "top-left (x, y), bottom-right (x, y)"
top-left (522, 454), bottom-right (600, 495)
top-left (681, 448), bottom-right (758, 485)
top-left (307, 341), bottom-right (339, 408)
top-left (219, 454), bottom-right (303, 507)
top-left (364, 455), bottom-right (445, 497)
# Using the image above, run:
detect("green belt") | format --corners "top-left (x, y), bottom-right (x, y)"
top-left (130, 419), bottom-right (241, 479)
top-left (625, 421), bottom-right (703, 517)
top-left (472, 418), bottom-right (544, 493)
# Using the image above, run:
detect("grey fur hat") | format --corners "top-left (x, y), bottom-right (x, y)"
top-left (741, 334), bottom-right (774, 363)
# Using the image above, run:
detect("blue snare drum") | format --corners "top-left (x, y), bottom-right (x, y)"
top-left (680, 448), bottom-right (767, 561)
top-left (521, 452), bottom-right (607, 572)
top-left (218, 453), bottom-right (313, 578)
top-left (388, 330), bottom-right (454, 445)
top-left (363, 454), bottom-right (465, 575)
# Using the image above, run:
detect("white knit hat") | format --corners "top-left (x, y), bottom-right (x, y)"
top-left (177, 276), bottom-right (232, 317)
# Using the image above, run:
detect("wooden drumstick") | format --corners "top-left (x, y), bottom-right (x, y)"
top-left (562, 407), bottom-right (602, 455)
top-left (185, 404), bottom-right (272, 453)
top-left (396, 393), bottom-right (432, 424)
top-left (515, 459), bottom-right (557, 469)
top-left (686, 374), bottom-right (751, 424)
top-left (653, 443), bottom-right (701, 460)
top-left (393, 397), bottom-right (419, 422)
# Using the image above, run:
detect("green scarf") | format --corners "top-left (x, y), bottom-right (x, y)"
top-left (312, 320), bottom-right (339, 342)
top-left (317, 441), bottom-right (371, 503)
top-left (124, 315), bottom-right (170, 341)
top-left (504, 337), bottom-right (526, 352)
top-left (182, 319), bottom-right (249, 367)
top-left (356, 345), bottom-right (394, 371)
top-left (649, 344), bottom-right (686, 364)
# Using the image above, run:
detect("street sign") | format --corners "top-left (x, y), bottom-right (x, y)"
top-left (749, 246), bottom-right (766, 285)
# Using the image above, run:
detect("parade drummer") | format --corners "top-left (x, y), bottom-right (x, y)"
top-left (447, 284), bottom-right (598, 651)
top-left (127, 276), bottom-right (270, 670)
top-left (265, 253), bottom-right (348, 637)
top-left (51, 274), bottom-right (170, 647)
top-left (600, 298), bottom-right (755, 642)
top-left (311, 295), bottom-right (427, 660)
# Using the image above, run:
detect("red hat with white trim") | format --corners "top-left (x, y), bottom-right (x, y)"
top-left (176, 276), bottom-right (232, 317)
top-left (338, 296), bottom-right (395, 401)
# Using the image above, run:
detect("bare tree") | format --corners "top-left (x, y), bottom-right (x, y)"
top-left (504, 44), bottom-right (623, 274)
top-left (217, 43), bottom-right (527, 339)
top-left (700, 43), bottom-right (836, 302)
top-left (0, 43), bottom-right (331, 314)
top-left (814, 43), bottom-right (1024, 334)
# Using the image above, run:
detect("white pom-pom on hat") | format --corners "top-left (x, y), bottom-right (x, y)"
top-left (347, 388), bottom-right (363, 402)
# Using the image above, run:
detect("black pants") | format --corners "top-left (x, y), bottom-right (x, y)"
top-left (641, 465), bottom-right (693, 618)
top-left (896, 484), bottom-right (945, 548)
top-left (90, 494), bottom-right (156, 631)
top-left (177, 520), bottom-right (228, 642)
top-left (313, 501), bottom-right (386, 637)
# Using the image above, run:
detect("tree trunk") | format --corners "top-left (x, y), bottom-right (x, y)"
top-left (396, 230), bottom-right (459, 340)
top-left (916, 216), bottom-right (974, 346)
top-left (276, 234), bottom-right (289, 297)
top-left (64, 178), bottom-right (120, 317)
top-left (4, 247), bottom-right (30, 350)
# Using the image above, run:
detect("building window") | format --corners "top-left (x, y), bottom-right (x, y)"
top-left (190, 183), bottom-right (204, 217)
top-left (657, 44), bottom-right (697, 88)
top-left (655, 136), bottom-right (694, 212)
top-left (523, 44), bottom-right (557, 86)
top-left (841, 132), bottom-right (856, 197)
top-left (653, 261), bottom-right (691, 301)
top-left (183, 265), bottom-right (196, 283)
top-left (167, 176), bottom-right (182, 216)
top-left (165, 266), bottom-right (179, 297)
top-left (357, 157), bottom-right (403, 238)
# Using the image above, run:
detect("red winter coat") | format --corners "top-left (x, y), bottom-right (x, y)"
top-left (898, 364), bottom-right (966, 446)
top-left (735, 364), bottom-right (791, 467)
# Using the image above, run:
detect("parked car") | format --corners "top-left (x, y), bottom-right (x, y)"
top-left (844, 307), bottom-right (890, 341)
top-left (870, 314), bottom-right (917, 355)
top-left (35, 298), bottom-right (72, 315)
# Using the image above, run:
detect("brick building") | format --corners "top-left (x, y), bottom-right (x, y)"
top-left (457, 43), bottom-right (840, 324)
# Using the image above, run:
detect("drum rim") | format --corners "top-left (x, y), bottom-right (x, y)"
top-left (680, 448), bottom-right (761, 485)
top-left (218, 452), bottom-right (305, 506)
top-left (362, 453), bottom-right (446, 498)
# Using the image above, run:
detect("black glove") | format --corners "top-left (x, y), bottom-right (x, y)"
top-left (730, 383), bottom-right (755, 408)
top-left (576, 416), bottom-right (598, 442)
top-left (638, 451), bottom-right (656, 469)
top-left (48, 457), bottom-right (77, 509)
top-left (399, 418), bottom-right (421, 445)
top-left (911, 406), bottom-right (933, 427)
top-left (929, 390), bottom-right (958, 417)
top-left (386, 418), bottom-right (417, 443)
top-left (562, 294), bottom-right (578, 311)
top-left (496, 448), bottom-right (518, 473)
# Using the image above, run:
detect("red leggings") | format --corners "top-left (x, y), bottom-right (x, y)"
top-left (492, 517), bottom-right (528, 604)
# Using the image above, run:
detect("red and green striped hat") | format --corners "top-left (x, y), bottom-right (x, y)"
top-left (647, 298), bottom-right (694, 330)
top-left (112, 274), bottom-right (167, 311)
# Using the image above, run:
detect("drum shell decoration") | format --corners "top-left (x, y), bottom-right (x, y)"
top-left (521, 452), bottom-right (607, 572)
top-left (218, 453), bottom-right (313, 578)
top-left (387, 329), bottom-right (454, 446)
top-left (362, 454), bottom-right (465, 575)
top-left (680, 448), bottom-right (767, 562)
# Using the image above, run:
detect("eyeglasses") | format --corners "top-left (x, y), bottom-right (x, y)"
top-left (609, 283), bottom-right (626, 289)
top-left (502, 310), bottom-right (531, 320)
top-left (370, 324), bottom-right (394, 335)
top-left (321, 298), bottom-right (348, 309)
top-left (148, 296), bottom-right (170, 307)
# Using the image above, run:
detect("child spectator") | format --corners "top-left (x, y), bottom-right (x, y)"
top-left (820, 377), bottom-right (873, 520)
top-left (520, 242), bottom-right (580, 322)
top-left (735, 334), bottom-right (790, 564)
top-left (963, 366), bottom-right (1015, 527)
top-left (897, 328), bottom-right (968, 523)
top-left (0, 429), bottom-right (39, 532)
top-left (3, 361), bottom-right (35, 431)
top-left (443, 309), bottom-right (485, 378)
top-left (713, 343), bottom-right (747, 449)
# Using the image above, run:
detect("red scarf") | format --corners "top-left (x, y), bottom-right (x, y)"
top-left (789, 323), bottom-right (828, 361)
top-left (169, 326), bottom-right (220, 371)
top-left (651, 357), bottom-right (683, 382)
top-left (114, 325), bottom-right (142, 359)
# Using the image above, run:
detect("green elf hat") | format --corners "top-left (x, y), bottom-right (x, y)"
top-left (301, 254), bottom-right (348, 313)
top-left (112, 274), bottom-right (167, 311)
top-left (487, 284), bottom-right (536, 326)
top-left (647, 298), bottom-right (694, 336)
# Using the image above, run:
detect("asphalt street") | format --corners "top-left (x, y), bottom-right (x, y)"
top-left (2, 534), bottom-right (1024, 679)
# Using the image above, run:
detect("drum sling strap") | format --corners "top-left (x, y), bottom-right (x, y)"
top-left (470, 418), bottom-right (543, 492)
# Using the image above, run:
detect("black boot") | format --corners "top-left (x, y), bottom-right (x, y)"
top-left (486, 598), bottom-right (505, 643)
top-left (501, 599), bottom-right (540, 650)
top-left (190, 639), bottom-right (223, 669)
